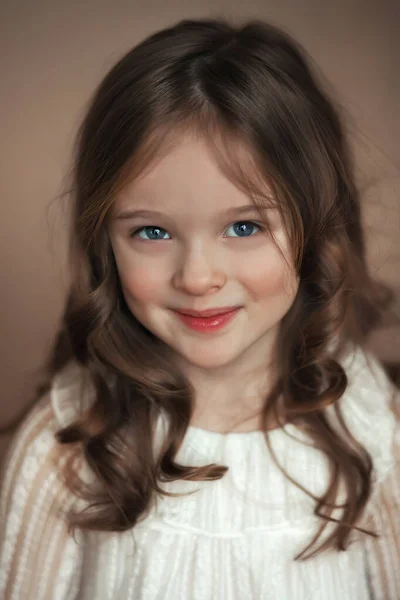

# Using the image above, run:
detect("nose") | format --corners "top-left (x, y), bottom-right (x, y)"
top-left (172, 243), bottom-right (226, 296)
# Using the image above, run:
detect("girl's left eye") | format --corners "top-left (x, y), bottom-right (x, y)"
top-left (224, 221), bottom-right (263, 238)
top-left (128, 221), bottom-right (264, 241)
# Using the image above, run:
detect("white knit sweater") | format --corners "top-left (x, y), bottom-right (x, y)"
top-left (1, 347), bottom-right (399, 599)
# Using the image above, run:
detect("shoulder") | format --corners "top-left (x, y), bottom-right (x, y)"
top-left (335, 344), bottom-right (399, 485)
top-left (341, 344), bottom-right (396, 396)
top-left (339, 344), bottom-right (398, 420)
top-left (50, 360), bottom-right (96, 427)
top-left (0, 384), bottom-right (86, 599)
top-left (1, 393), bottom-right (61, 507)
top-left (1, 360), bottom-right (92, 516)
top-left (0, 391), bottom-right (74, 582)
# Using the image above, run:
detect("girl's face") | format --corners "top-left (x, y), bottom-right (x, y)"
top-left (108, 135), bottom-right (299, 371)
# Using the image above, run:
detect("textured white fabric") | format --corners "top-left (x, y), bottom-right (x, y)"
top-left (1, 346), bottom-right (399, 599)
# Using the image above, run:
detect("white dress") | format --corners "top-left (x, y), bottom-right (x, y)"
top-left (1, 346), bottom-right (399, 599)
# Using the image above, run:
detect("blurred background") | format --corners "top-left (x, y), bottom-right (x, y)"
top-left (0, 0), bottom-right (399, 459)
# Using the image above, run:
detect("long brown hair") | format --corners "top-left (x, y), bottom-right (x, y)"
top-left (16, 17), bottom-right (400, 560)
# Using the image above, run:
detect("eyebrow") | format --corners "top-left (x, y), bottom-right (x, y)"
top-left (113, 204), bottom-right (269, 221)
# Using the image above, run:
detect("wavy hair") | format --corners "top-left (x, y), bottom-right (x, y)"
top-left (18, 17), bottom-right (400, 560)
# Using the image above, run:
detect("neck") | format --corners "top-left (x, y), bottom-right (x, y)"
top-left (177, 335), bottom-right (280, 434)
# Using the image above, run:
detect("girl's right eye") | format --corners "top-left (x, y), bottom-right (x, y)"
top-left (129, 220), bottom-right (266, 241)
top-left (129, 226), bottom-right (171, 240)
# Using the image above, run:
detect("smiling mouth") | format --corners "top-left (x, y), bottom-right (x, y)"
top-left (173, 307), bottom-right (241, 332)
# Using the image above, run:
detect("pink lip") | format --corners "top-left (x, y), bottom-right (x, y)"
top-left (173, 307), bottom-right (241, 332)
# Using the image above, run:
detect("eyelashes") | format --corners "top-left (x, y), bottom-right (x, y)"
top-left (128, 220), bottom-right (267, 241)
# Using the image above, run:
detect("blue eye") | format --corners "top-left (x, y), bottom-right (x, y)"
top-left (225, 221), bottom-right (262, 237)
top-left (129, 226), bottom-right (171, 240)
top-left (129, 220), bottom-right (264, 241)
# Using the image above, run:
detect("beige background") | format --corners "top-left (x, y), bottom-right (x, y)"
top-left (1, 1), bottom-right (399, 453)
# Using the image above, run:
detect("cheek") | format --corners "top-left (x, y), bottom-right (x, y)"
top-left (239, 249), bottom-right (298, 304)
top-left (117, 259), bottom-right (166, 303)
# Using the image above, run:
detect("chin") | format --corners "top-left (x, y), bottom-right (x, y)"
top-left (174, 345), bottom-right (243, 370)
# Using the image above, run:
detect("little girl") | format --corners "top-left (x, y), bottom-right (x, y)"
top-left (1, 16), bottom-right (399, 600)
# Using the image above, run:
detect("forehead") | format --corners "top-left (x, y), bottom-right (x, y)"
top-left (114, 132), bottom-right (274, 215)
